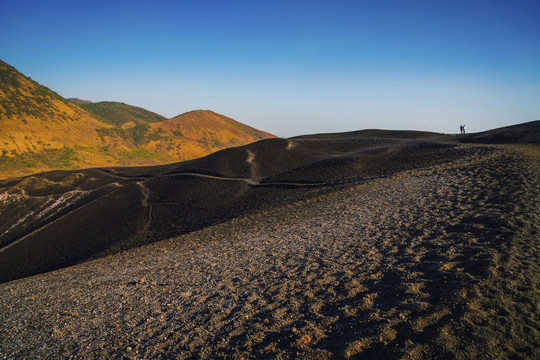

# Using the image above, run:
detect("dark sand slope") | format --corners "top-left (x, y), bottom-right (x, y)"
top-left (1, 133), bottom-right (481, 283)
top-left (0, 121), bottom-right (539, 359)
top-left (0, 142), bottom-right (538, 359)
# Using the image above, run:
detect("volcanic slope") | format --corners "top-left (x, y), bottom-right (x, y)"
top-left (69, 101), bottom-right (275, 161)
top-left (0, 60), bottom-right (274, 178)
top-left (145, 110), bottom-right (275, 161)
top-left (0, 60), bottom-right (122, 156)
top-left (0, 120), bottom-right (537, 284)
top-left (70, 100), bottom-right (275, 163)
top-left (0, 121), bottom-right (538, 359)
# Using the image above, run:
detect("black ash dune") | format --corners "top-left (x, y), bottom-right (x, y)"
top-left (0, 121), bottom-right (539, 360)
top-left (458, 120), bottom-right (540, 144)
top-left (0, 122), bottom-right (538, 284)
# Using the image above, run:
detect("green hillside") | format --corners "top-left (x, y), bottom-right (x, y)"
top-left (77, 101), bottom-right (167, 127)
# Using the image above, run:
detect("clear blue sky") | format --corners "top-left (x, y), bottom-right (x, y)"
top-left (2, 0), bottom-right (539, 137)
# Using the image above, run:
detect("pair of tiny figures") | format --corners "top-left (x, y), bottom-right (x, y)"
top-left (459, 124), bottom-right (466, 134)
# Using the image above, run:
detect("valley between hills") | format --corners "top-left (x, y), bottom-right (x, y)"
top-left (0, 58), bottom-right (539, 359)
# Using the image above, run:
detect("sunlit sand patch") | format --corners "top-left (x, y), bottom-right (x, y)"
top-left (344, 337), bottom-right (372, 358)
top-left (286, 139), bottom-right (297, 150)
top-left (246, 150), bottom-right (255, 164)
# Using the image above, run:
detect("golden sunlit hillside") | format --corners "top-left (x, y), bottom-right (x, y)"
top-left (0, 60), bottom-right (125, 155)
top-left (0, 60), bottom-right (275, 179)
top-left (146, 110), bottom-right (276, 160)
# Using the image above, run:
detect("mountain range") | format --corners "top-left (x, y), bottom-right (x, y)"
top-left (0, 60), bottom-right (274, 179)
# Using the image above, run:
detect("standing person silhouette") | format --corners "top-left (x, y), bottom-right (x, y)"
top-left (462, 124), bottom-right (466, 134)
top-left (460, 125), bottom-right (464, 134)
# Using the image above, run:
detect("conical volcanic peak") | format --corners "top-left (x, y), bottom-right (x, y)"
top-left (167, 110), bottom-right (275, 141)
top-left (145, 110), bottom-right (276, 160)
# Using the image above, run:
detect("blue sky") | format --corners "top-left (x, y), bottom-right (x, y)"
top-left (2, 0), bottom-right (539, 137)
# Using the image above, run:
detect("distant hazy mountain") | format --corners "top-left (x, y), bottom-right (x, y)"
top-left (0, 60), bottom-right (275, 179)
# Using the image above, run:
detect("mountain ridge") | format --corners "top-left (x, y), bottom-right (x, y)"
top-left (0, 60), bottom-right (275, 179)
top-left (75, 100), bottom-right (167, 127)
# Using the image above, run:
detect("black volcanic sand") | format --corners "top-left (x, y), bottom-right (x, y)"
top-left (1, 137), bottom-right (539, 358)
top-left (0, 133), bottom-right (486, 283)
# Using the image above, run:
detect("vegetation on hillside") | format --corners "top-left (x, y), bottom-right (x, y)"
top-left (0, 60), bottom-right (68, 118)
top-left (0, 148), bottom-right (80, 176)
top-left (0, 145), bottom-right (175, 178)
top-left (78, 101), bottom-right (166, 127)
top-left (0, 59), bottom-right (274, 179)
top-left (96, 123), bottom-right (170, 145)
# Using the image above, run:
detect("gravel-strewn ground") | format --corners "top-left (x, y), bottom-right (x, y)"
top-left (1, 145), bottom-right (539, 359)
